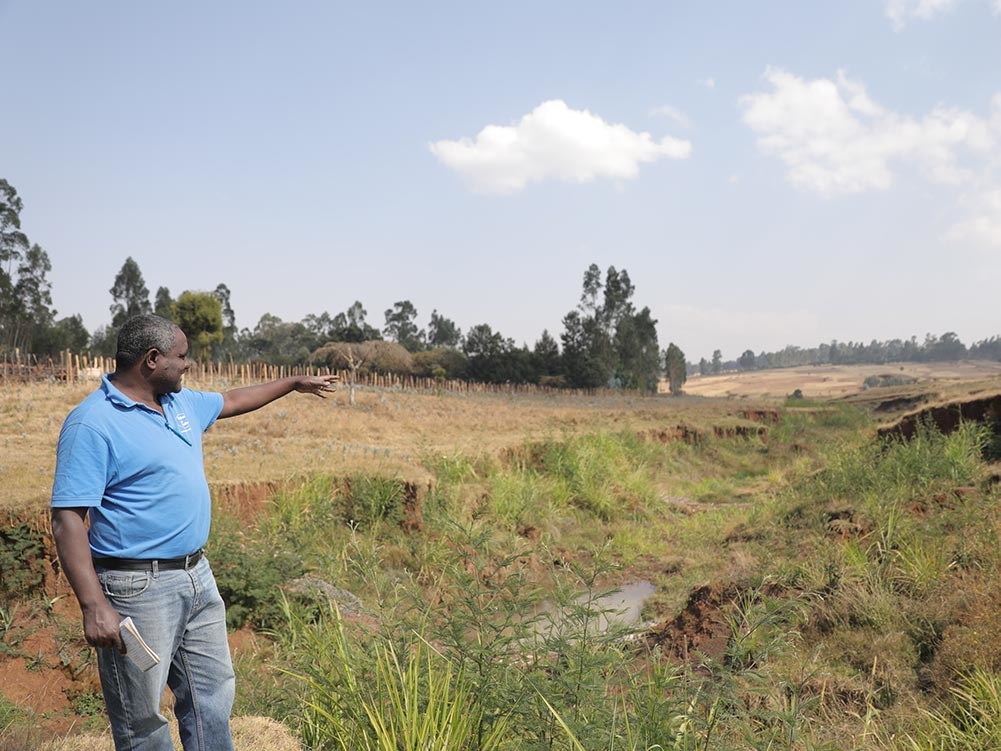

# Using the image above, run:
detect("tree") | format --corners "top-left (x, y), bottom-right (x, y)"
top-left (533, 329), bottom-right (561, 379)
top-left (383, 300), bottom-right (424, 352)
top-left (243, 314), bottom-right (314, 365)
top-left (560, 310), bottom-right (609, 389)
top-left (212, 283), bottom-right (240, 359)
top-left (926, 331), bottom-right (967, 361)
top-left (109, 257), bottom-right (152, 328)
top-left (10, 243), bottom-right (55, 353)
top-left (664, 342), bottom-right (687, 395)
top-left (427, 309), bottom-right (461, 349)
top-left (312, 340), bottom-right (413, 405)
top-left (580, 263), bottom-right (603, 315)
top-left (711, 349), bottom-right (722, 375)
top-left (738, 349), bottom-right (756, 371)
top-left (413, 348), bottom-right (469, 380)
top-left (0, 179), bottom-right (29, 351)
top-left (463, 323), bottom-right (507, 382)
top-left (214, 284), bottom-right (236, 334)
top-left (560, 264), bottom-right (649, 389)
top-left (154, 286), bottom-right (175, 320)
top-left (329, 301), bottom-right (381, 343)
top-left (614, 307), bottom-right (660, 392)
top-left (173, 291), bottom-right (223, 361)
top-left (47, 315), bottom-right (90, 354)
top-left (699, 358), bottom-right (709, 376)
top-left (600, 266), bottom-right (635, 333)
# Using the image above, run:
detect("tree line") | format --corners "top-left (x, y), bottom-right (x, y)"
top-left (1, 179), bottom-right (685, 393)
top-left (697, 332), bottom-right (1001, 375)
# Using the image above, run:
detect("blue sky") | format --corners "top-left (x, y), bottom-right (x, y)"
top-left (2, 1), bottom-right (999, 361)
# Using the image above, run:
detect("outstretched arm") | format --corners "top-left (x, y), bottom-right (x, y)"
top-left (219, 374), bottom-right (338, 419)
top-left (52, 507), bottom-right (124, 651)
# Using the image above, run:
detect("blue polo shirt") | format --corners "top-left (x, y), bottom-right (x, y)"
top-left (52, 375), bottom-right (224, 559)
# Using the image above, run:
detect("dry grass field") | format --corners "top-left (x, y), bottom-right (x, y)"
top-left (1, 376), bottom-right (758, 514)
top-left (679, 360), bottom-right (1001, 399)
top-left (4, 363), bottom-right (1001, 750)
top-left (6, 362), bottom-right (1000, 513)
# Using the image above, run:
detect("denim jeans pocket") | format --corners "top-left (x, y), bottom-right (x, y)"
top-left (98, 569), bottom-right (153, 599)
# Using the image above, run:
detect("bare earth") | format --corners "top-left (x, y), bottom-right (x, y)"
top-left (678, 360), bottom-right (1001, 399)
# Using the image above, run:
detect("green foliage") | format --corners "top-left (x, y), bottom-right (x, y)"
top-left (413, 348), bottom-right (469, 380)
top-left (208, 512), bottom-right (306, 629)
top-left (863, 374), bottom-right (918, 389)
top-left (285, 601), bottom-right (510, 751)
top-left (427, 309), bottom-right (462, 349)
top-left (665, 341), bottom-right (687, 395)
top-left (0, 523), bottom-right (47, 603)
top-left (561, 264), bottom-right (661, 391)
top-left (383, 300), bottom-right (425, 352)
top-left (894, 668), bottom-right (1001, 750)
top-left (812, 419), bottom-right (986, 505)
top-left (338, 475), bottom-right (407, 530)
top-left (711, 348), bottom-right (723, 374)
top-left (187, 413), bottom-right (1001, 748)
top-left (0, 695), bottom-right (40, 751)
top-left (541, 433), bottom-right (657, 520)
top-left (173, 289), bottom-right (224, 360)
top-left (108, 256), bottom-right (152, 328)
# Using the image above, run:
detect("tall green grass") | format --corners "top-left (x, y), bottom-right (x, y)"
top-left (207, 411), bottom-right (1001, 750)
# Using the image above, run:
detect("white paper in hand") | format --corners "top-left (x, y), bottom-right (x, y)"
top-left (119, 617), bottom-right (160, 672)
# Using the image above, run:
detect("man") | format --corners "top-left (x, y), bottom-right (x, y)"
top-left (51, 314), bottom-right (337, 750)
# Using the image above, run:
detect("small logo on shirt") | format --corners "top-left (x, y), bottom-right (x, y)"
top-left (176, 413), bottom-right (192, 434)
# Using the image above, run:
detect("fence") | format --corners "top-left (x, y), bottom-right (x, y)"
top-left (0, 349), bottom-right (647, 399)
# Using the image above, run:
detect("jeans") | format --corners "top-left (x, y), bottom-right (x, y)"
top-left (95, 556), bottom-right (235, 751)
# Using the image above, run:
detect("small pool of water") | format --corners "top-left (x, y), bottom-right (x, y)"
top-left (534, 580), bottom-right (657, 640)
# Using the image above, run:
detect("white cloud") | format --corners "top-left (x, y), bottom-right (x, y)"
top-left (739, 67), bottom-right (995, 196)
top-left (651, 104), bottom-right (692, 129)
top-left (430, 100), bottom-right (692, 194)
top-left (701, 77), bottom-right (716, 89)
top-left (945, 188), bottom-right (1001, 247)
top-left (885, 0), bottom-right (958, 29)
top-left (994, 0), bottom-right (1001, 14)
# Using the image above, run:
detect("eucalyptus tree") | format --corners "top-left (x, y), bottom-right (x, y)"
top-left (11, 243), bottom-right (55, 352)
top-left (664, 342), bottom-right (687, 395)
top-left (0, 179), bottom-right (29, 350)
top-left (109, 257), bottom-right (152, 328)
top-left (427, 309), bottom-right (461, 349)
top-left (384, 300), bottom-right (425, 352)
top-left (154, 286), bottom-right (175, 320)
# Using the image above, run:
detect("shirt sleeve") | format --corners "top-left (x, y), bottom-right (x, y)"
top-left (185, 390), bottom-right (225, 432)
top-left (51, 423), bottom-right (113, 508)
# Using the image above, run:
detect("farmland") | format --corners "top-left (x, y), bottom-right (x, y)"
top-left (2, 363), bottom-right (1000, 749)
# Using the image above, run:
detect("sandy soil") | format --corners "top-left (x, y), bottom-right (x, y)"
top-left (677, 361), bottom-right (1001, 399)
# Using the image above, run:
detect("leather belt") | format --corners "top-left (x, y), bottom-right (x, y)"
top-left (93, 549), bottom-right (204, 571)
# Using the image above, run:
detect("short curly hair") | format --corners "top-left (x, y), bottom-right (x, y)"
top-left (115, 315), bottom-right (181, 370)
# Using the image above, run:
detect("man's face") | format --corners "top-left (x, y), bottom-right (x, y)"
top-left (153, 330), bottom-right (191, 395)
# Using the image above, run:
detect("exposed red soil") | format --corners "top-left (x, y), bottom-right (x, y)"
top-left (877, 393), bottom-right (1001, 440)
top-left (643, 581), bottom-right (740, 663)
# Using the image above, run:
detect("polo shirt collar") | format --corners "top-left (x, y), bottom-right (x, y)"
top-left (101, 374), bottom-right (174, 411)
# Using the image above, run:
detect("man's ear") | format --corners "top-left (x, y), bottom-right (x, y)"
top-left (144, 348), bottom-right (161, 369)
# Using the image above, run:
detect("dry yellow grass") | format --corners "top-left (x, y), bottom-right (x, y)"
top-left (39, 715), bottom-right (301, 751)
top-left (680, 360), bottom-right (1001, 399)
top-left (2, 377), bottom-right (752, 513)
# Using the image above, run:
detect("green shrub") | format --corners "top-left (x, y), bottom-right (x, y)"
top-left (209, 512), bottom-right (306, 630)
top-left (0, 522), bottom-right (47, 603)
top-left (338, 475), bottom-right (407, 530)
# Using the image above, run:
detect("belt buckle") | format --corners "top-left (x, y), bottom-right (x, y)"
top-left (184, 550), bottom-right (200, 568)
